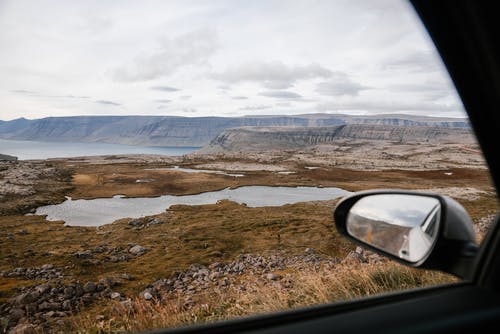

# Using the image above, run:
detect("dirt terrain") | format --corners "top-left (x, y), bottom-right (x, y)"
top-left (0, 145), bottom-right (497, 333)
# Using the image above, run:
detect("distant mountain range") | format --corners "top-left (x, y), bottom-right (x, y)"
top-left (200, 124), bottom-right (474, 153)
top-left (0, 114), bottom-right (470, 147)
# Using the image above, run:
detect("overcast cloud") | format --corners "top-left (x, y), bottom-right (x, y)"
top-left (150, 86), bottom-right (180, 92)
top-left (112, 29), bottom-right (219, 82)
top-left (239, 105), bottom-right (272, 111)
top-left (315, 72), bottom-right (370, 97)
top-left (259, 91), bottom-right (303, 99)
top-left (95, 100), bottom-right (121, 106)
top-left (0, 0), bottom-right (466, 120)
top-left (212, 61), bottom-right (333, 89)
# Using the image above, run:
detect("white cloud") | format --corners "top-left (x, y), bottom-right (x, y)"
top-left (212, 61), bottom-right (332, 89)
top-left (239, 105), bottom-right (272, 111)
top-left (315, 72), bottom-right (370, 96)
top-left (95, 100), bottom-right (121, 106)
top-left (259, 91), bottom-right (302, 99)
top-left (112, 29), bottom-right (219, 82)
top-left (382, 51), bottom-right (443, 72)
top-left (150, 86), bottom-right (180, 92)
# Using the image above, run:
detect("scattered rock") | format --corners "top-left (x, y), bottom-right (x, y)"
top-left (63, 286), bottom-right (75, 298)
top-left (108, 254), bottom-right (129, 263)
top-left (129, 245), bottom-right (146, 256)
top-left (83, 282), bottom-right (96, 293)
top-left (1, 265), bottom-right (63, 280)
top-left (74, 251), bottom-right (92, 259)
top-left (62, 300), bottom-right (72, 311)
top-left (40, 264), bottom-right (53, 270)
top-left (2, 280), bottom-right (105, 332)
top-left (93, 244), bottom-right (109, 253)
top-left (7, 323), bottom-right (38, 334)
top-left (8, 309), bottom-right (24, 322)
top-left (38, 301), bottom-right (61, 311)
top-left (138, 252), bottom-right (344, 304)
top-left (220, 278), bottom-right (229, 287)
top-left (265, 273), bottom-right (281, 281)
top-left (148, 218), bottom-right (163, 225)
top-left (99, 277), bottom-right (115, 288)
top-left (117, 273), bottom-right (135, 281)
top-left (343, 251), bottom-right (367, 264)
top-left (110, 292), bottom-right (121, 300)
top-left (35, 284), bottom-right (50, 294)
top-left (128, 219), bottom-right (142, 227)
top-left (13, 292), bottom-right (35, 306)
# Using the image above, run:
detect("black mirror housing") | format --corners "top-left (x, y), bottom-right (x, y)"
top-left (334, 189), bottom-right (478, 279)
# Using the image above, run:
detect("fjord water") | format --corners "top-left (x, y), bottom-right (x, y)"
top-left (0, 138), bottom-right (199, 159)
top-left (34, 186), bottom-right (350, 226)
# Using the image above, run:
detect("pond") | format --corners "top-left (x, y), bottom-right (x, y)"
top-left (33, 186), bottom-right (350, 226)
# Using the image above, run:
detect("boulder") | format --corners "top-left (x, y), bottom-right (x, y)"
top-left (128, 219), bottom-right (142, 227)
top-left (265, 273), bottom-right (281, 281)
top-left (74, 251), bottom-right (92, 259)
top-left (83, 282), bottom-right (96, 293)
top-left (143, 291), bottom-right (153, 300)
top-left (13, 292), bottom-right (35, 306)
top-left (129, 245), bottom-right (146, 256)
top-left (7, 323), bottom-right (38, 334)
top-left (110, 292), bottom-right (121, 299)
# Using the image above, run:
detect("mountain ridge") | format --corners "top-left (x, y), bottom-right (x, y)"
top-left (200, 124), bottom-right (474, 153)
top-left (0, 114), bottom-right (470, 147)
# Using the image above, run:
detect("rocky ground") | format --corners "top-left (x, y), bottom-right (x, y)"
top-left (194, 140), bottom-right (486, 171)
top-left (0, 161), bottom-right (71, 215)
top-left (1, 246), bottom-right (381, 333)
top-left (0, 147), bottom-right (497, 333)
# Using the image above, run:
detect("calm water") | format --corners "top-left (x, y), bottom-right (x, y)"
top-left (34, 186), bottom-right (350, 226)
top-left (0, 138), bottom-right (199, 160)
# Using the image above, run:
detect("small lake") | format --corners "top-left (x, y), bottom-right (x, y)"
top-left (34, 186), bottom-right (350, 226)
top-left (0, 138), bottom-right (199, 160)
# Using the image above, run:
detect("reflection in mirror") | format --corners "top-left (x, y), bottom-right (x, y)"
top-left (346, 194), bottom-right (441, 263)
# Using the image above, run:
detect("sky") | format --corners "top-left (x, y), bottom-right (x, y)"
top-left (0, 0), bottom-right (467, 121)
top-left (350, 194), bottom-right (440, 228)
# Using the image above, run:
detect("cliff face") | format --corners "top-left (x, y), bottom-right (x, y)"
top-left (0, 115), bottom-right (470, 147)
top-left (0, 116), bottom-right (311, 146)
top-left (201, 124), bottom-right (474, 153)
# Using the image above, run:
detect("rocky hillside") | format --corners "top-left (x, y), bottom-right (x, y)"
top-left (0, 154), bottom-right (17, 161)
top-left (0, 114), bottom-right (469, 147)
top-left (200, 124), bottom-right (475, 153)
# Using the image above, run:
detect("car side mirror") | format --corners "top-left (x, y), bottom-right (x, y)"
top-left (334, 190), bottom-right (478, 279)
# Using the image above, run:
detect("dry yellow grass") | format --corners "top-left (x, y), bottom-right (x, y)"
top-left (72, 262), bottom-right (453, 333)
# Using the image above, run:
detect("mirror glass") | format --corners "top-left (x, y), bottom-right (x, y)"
top-left (346, 194), bottom-right (441, 263)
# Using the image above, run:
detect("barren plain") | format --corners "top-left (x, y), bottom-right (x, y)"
top-left (0, 138), bottom-right (497, 333)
